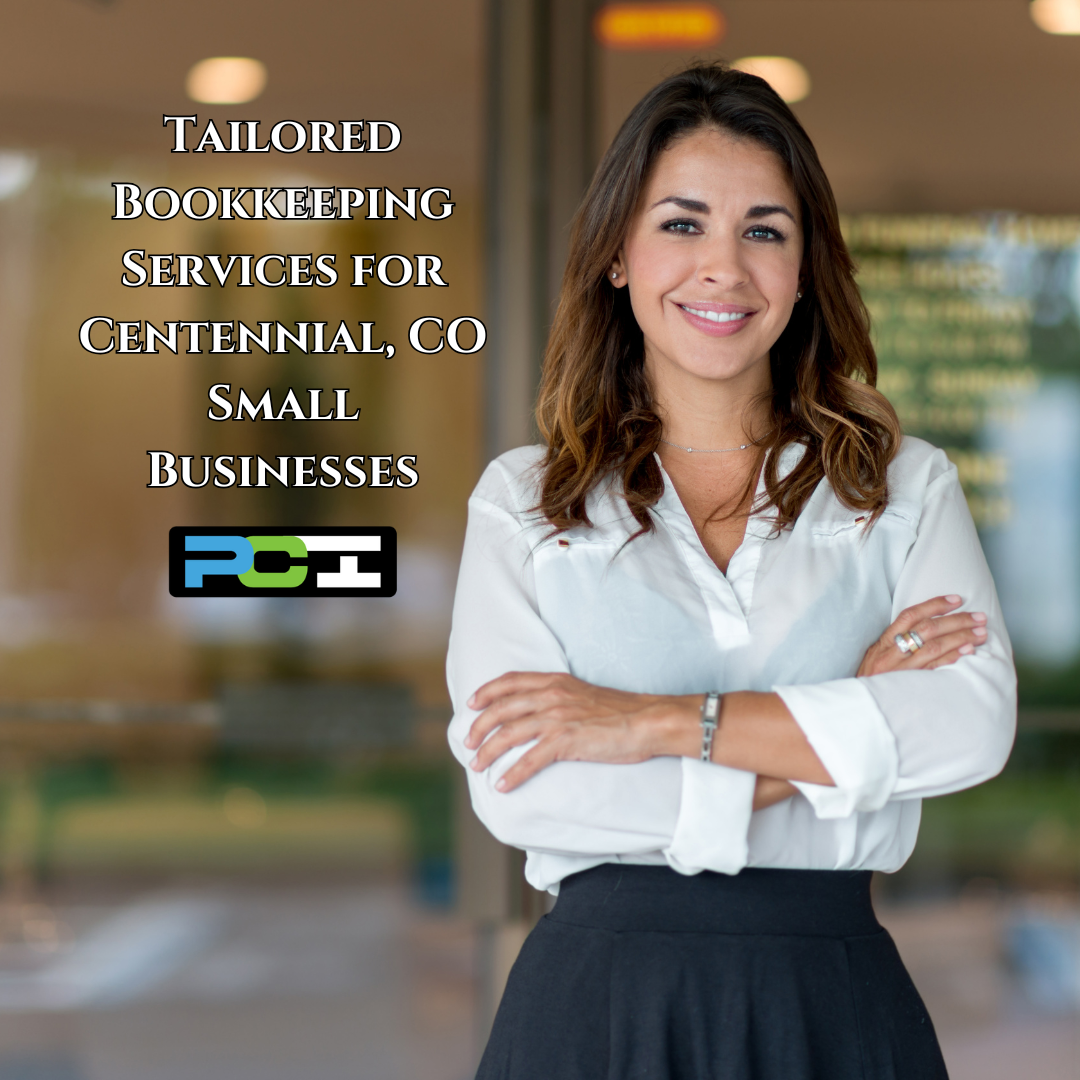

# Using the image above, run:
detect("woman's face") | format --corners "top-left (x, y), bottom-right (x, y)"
top-left (613, 127), bottom-right (803, 393)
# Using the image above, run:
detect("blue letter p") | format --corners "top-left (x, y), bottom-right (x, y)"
top-left (185, 535), bottom-right (254, 587)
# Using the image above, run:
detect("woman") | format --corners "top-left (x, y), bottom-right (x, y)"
top-left (447, 63), bottom-right (1015, 1080)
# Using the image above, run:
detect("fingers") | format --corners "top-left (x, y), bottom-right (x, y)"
top-left (859, 600), bottom-right (989, 677)
top-left (469, 715), bottom-right (550, 772)
top-left (466, 688), bottom-right (557, 748)
top-left (491, 740), bottom-right (562, 792)
top-left (909, 611), bottom-right (986, 644)
top-left (468, 670), bottom-right (566, 711)
top-left (890, 595), bottom-right (963, 635)
top-left (924, 645), bottom-right (972, 670)
top-left (899, 626), bottom-right (983, 670)
top-left (464, 672), bottom-right (577, 749)
top-left (899, 612), bottom-right (987, 663)
top-left (462, 674), bottom-right (665, 788)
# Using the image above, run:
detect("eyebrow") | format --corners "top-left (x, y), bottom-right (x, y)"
top-left (748, 203), bottom-right (797, 223)
top-left (649, 196), bottom-right (797, 224)
top-left (649, 196), bottom-right (709, 213)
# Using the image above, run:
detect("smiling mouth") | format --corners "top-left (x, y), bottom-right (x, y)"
top-left (678, 305), bottom-right (750, 324)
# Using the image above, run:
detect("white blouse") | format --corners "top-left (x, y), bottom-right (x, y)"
top-left (446, 438), bottom-right (1017, 894)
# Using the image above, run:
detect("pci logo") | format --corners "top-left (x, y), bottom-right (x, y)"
top-left (169, 527), bottom-right (396, 597)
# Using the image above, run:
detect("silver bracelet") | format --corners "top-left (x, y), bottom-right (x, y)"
top-left (700, 692), bottom-right (721, 762)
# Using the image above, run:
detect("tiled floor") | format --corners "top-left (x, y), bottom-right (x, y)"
top-left (0, 882), bottom-right (477, 1080)
top-left (0, 882), bottom-right (1074, 1080)
top-left (881, 896), bottom-right (1080, 1080)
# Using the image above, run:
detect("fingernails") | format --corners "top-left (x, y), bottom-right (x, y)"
top-left (467, 693), bottom-right (478, 709)
top-left (946, 595), bottom-right (961, 604)
top-left (469, 757), bottom-right (480, 770)
top-left (972, 612), bottom-right (987, 624)
top-left (959, 644), bottom-right (974, 654)
top-left (495, 778), bottom-right (508, 792)
top-left (974, 627), bottom-right (987, 638)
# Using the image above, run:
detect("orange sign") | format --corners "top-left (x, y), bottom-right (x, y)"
top-left (593, 3), bottom-right (725, 50)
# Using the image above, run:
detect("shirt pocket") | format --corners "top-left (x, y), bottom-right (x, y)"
top-left (808, 506), bottom-right (918, 545)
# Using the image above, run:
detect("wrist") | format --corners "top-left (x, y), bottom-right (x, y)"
top-left (645, 694), bottom-right (703, 758)
top-left (699, 691), bottom-right (721, 761)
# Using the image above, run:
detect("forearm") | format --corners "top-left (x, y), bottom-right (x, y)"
top-left (456, 675), bottom-right (761, 875)
top-left (753, 776), bottom-right (799, 809)
top-left (656, 691), bottom-right (834, 787)
top-left (464, 672), bottom-right (833, 792)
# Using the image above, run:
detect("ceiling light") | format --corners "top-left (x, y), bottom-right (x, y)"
top-left (1031, 0), bottom-right (1080, 33)
top-left (185, 57), bottom-right (267, 105)
top-left (593, 3), bottom-right (725, 50)
top-left (0, 153), bottom-right (35, 200)
top-left (731, 56), bottom-right (811, 103)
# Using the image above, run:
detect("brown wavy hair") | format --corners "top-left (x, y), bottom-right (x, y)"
top-left (536, 63), bottom-right (900, 534)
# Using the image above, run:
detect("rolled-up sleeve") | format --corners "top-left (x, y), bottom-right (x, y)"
top-left (446, 454), bottom-right (756, 877)
top-left (777, 458), bottom-right (1017, 819)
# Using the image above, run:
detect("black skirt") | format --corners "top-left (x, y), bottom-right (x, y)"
top-left (477, 865), bottom-right (948, 1080)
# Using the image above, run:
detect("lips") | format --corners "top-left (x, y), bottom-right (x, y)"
top-left (679, 305), bottom-right (749, 324)
top-left (675, 302), bottom-right (756, 336)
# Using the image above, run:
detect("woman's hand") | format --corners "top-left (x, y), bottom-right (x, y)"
top-left (464, 673), bottom-right (696, 793)
top-left (857, 594), bottom-right (986, 677)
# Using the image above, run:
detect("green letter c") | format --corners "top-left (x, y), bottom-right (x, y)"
top-left (239, 535), bottom-right (308, 588)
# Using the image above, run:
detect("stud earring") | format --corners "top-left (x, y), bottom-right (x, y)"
top-left (796, 290), bottom-right (803, 299)
top-left (611, 271), bottom-right (618, 280)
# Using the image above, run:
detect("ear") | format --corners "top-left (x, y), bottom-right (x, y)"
top-left (609, 252), bottom-right (627, 288)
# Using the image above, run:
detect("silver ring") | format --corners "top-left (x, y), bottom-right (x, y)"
top-left (894, 632), bottom-right (913, 654)
top-left (908, 630), bottom-right (925, 651)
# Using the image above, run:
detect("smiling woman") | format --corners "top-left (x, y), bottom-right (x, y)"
top-left (535, 75), bottom-right (900, 549)
top-left (609, 129), bottom-right (805, 570)
top-left (447, 63), bottom-right (1015, 1080)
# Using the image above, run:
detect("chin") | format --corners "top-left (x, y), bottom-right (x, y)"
top-left (645, 333), bottom-right (773, 385)
top-left (675, 351), bottom-right (765, 384)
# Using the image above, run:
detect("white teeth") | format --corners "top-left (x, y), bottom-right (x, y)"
top-left (681, 306), bottom-right (748, 323)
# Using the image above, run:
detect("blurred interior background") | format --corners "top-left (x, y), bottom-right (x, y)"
top-left (0, 1), bottom-right (1077, 1078)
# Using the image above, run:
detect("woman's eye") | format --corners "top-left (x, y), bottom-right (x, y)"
top-left (661, 218), bottom-right (701, 235)
top-left (746, 224), bottom-right (785, 241)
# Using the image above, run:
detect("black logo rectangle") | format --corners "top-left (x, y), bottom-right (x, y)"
top-left (169, 526), bottom-right (397, 597)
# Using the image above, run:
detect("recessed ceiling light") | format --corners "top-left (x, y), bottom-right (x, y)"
top-left (731, 56), bottom-right (810, 103)
top-left (1031, 0), bottom-right (1080, 33)
top-left (185, 57), bottom-right (267, 105)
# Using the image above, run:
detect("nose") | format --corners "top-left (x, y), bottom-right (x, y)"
top-left (696, 232), bottom-right (749, 291)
